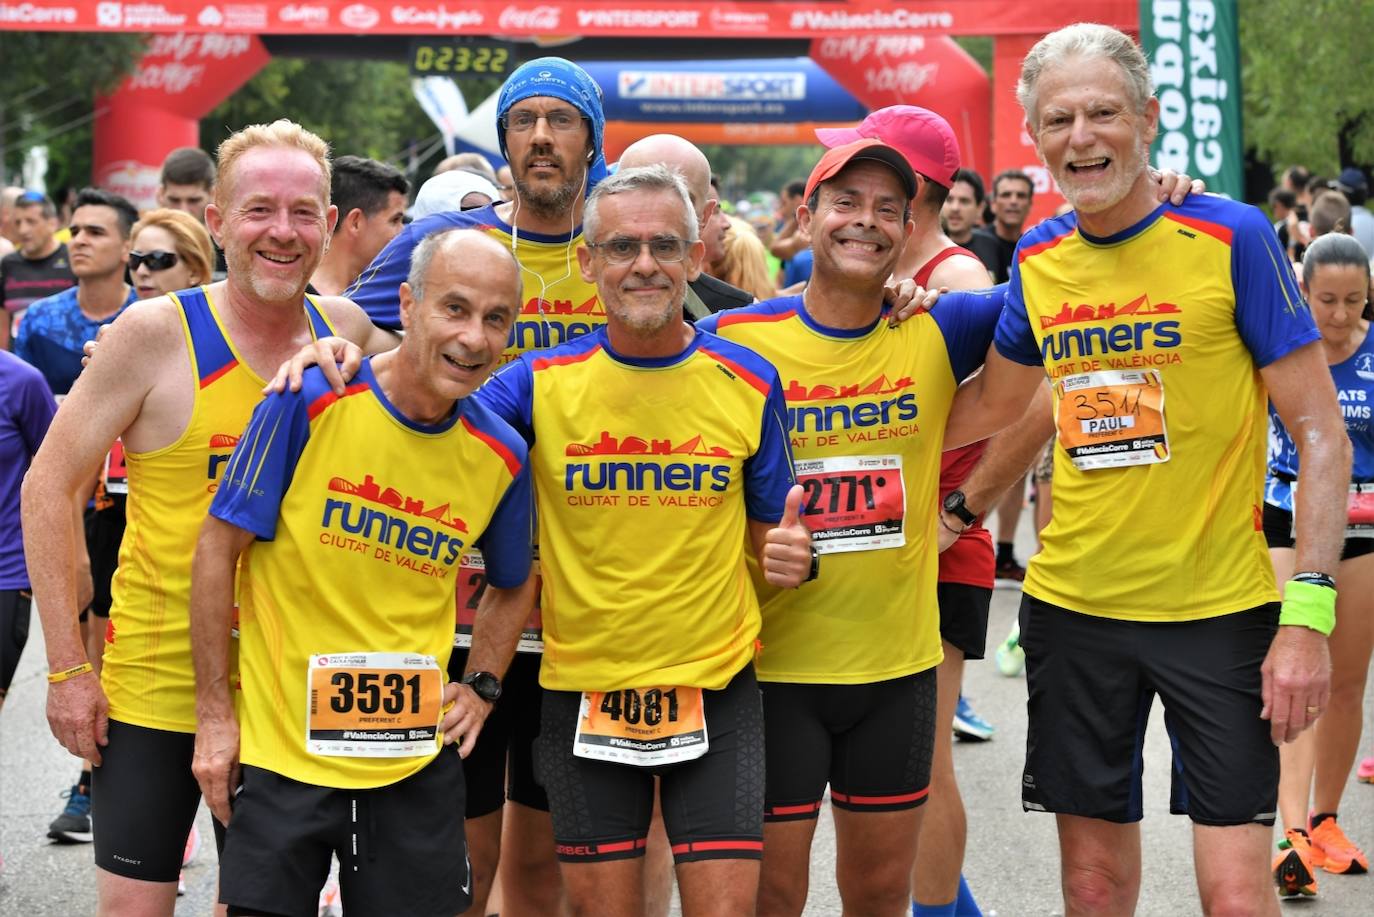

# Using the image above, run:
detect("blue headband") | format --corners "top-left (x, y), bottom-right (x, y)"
top-left (496, 57), bottom-right (609, 195)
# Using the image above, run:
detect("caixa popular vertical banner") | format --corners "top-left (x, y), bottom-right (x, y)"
top-left (1139, 0), bottom-right (1243, 200)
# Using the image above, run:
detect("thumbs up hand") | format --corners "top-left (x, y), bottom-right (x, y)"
top-left (761, 484), bottom-right (815, 588)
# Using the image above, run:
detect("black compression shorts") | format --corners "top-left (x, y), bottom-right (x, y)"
top-left (937, 582), bottom-right (992, 660)
top-left (447, 648), bottom-right (548, 817)
top-left (536, 664), bottom-right (764, 864)
top-left (761, 669), bottom-right (936, 820)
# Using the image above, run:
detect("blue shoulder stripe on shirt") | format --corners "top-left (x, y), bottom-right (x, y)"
top-left (696, 295), bottom-right (802, 335)
top-left (695, 329), bottom-right (783, 398)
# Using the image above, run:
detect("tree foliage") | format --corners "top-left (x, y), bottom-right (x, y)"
top-left (204, 59), bottom-right (500, 179)
top-left (1239, 0), bottom-right (1374, 175)
top-left (0, 32), bottom-right (146, 189)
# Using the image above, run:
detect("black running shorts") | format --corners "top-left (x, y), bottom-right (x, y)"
top-left (93, 719), bottom-right (221, 882)
top-left (936, 582), bottom-right (992, 660)
top-left (82, 496), bottom-right (126, 619)
top-left (535, 664), bottom-right (765, 864)
top-left (1261, 502), bottom-right (1374, 559)
top-left (447, 648), bottom-right (548, 818)
top-left (761, 669), bottom-right (936, 820)
top-left (1019, 595), bottom-right (1280, 826)
top-left (220, 751), bottom-right (470, 917)
top-left (0, 589), bottom-right (31, 693)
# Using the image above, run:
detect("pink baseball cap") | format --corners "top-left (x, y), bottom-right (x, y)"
top-left (816, 105), bottom-right (961, 188)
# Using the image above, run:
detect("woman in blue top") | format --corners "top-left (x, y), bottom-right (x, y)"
top-left (1265, 232), bottom-right (1374, 892)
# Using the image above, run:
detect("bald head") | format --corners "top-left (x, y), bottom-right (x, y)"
top-left (408, 228), bottom-right (521, 305)
top-left (619, 134), bottom-right (712, 219)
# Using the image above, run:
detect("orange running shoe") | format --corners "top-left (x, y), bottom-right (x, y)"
top-left (1272, 830), bottom-right (1320, 897)
top-left (1309, 815), bottom-right (1369, 874)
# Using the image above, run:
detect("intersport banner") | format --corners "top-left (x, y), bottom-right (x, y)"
top-left (0, 1), bottom-right (1136, 36)
top-left (1139, 0), bottom-right (1243, 200)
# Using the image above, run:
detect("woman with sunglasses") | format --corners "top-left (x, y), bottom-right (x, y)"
top-left (128, 208), bottom-right (214, 301)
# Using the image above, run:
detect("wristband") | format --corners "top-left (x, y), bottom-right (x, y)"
top-left (938, 512), bottom-right (967, 536)
top-left (47, 662), bottom-right (93, 684)
top-left (1279, 579), bottom-right (1337, 635)
top-left (1291, 571), bottom-right (1336, 590)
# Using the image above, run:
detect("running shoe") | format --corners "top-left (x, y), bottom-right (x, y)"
top-left (1309, 814), bottom-right (1368, 874)
top-left (183, 825), bottom-right (201, 866)
top-left (318, 855), bottom-right (343, 917)
top-left (994, 557), bottom-right (1026, 588)
top-left (177, 870), bottom-right (186, 897)
top-left (953, 695), bottom-right (995, 741)
top-left (994, 623), bottom-right (1025, 677)
top-left (1272, 830), bottom-right (1320, 897)
top-left (47, 784), bottom-right (93, 843)
top-left (1358, 757), bottom-right (1374, 784)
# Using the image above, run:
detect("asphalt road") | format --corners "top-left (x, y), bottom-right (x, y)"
top-left (3, 519), bottom-right (1372, 915)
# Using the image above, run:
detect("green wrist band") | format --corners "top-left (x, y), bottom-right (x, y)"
top-left (1279, 579), bottom-right (1337, 635)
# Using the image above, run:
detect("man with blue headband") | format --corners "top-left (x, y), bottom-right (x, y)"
top-left (340, 56), bottom-right (609, 917)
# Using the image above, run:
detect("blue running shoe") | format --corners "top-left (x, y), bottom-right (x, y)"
top-left (953, 695), bottom-right (994, 742)
top-left (48, 784), bottom-right (93, 843)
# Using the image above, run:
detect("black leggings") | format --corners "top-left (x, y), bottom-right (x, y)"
top-left (0, 589), bottom-right (32, 695)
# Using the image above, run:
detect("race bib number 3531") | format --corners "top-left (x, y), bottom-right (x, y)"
top-left (574, 686), bottom-right (707, 766)
top-left (307, 653), bottom-right (442, 758)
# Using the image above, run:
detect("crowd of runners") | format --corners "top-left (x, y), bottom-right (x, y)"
top-left (1, 20), bottom-right (1371, 917)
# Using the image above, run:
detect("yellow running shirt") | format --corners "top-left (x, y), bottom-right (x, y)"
top-left (210, 359), bottom-right (532, 789)
top-left (346, 204), bottom-right (602, 364)
top-left (699, 291), bottom-right (1002, 683)
top-left (994, 198), bottom-right (1320, 621)
top-left (475, 326), bottom-right (796, 692)
top-left (104, 287), bottom-right (334, 733)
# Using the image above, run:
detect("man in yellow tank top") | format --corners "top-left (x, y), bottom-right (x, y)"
top-left (22, 120), bottom-right (396, 916)
top-left (937, 24), bottom-right (1350, 915)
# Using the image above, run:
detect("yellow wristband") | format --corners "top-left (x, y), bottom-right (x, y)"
top-left (1279, 580), bottom-right (1337, 636)
top-left (47, 662), bottom-right (93, 684)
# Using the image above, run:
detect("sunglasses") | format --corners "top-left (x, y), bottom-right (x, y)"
top-left (129, 250), bottom-right (179, 272)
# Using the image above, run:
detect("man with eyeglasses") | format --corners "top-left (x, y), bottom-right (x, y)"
top-left (464, 162), bottom-right (811, 917)
top-left (618, 134), bottom-right (752, 315)
top-left (0, 189), bottom-right (76, 350)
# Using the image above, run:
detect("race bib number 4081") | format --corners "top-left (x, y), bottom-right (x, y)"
top-left (794, 454), bottom-right (905, 555)
top-left (306, 653), bottom-right (442, 758)
top-left (574, 686), bottom-right (708, 766)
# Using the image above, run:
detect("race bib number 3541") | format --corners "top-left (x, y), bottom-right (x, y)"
top-left (1055, 370), bottom-right (1169, 470)
top-left (307, 653), bottom-right (442, 758)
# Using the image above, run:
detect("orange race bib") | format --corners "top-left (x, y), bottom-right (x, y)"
top-left (795, 455), bottom-right (906, 554)
top-left (574, 686), bottom-right (707, 766)
top-left (1055, 370), bottom-right (1170, 470)
top-left (307, 653), bottom-right (442, 757)
top-left (453, 552), bottom-right (543, 653)
top-left (103, 439), bottom-right (128, 495)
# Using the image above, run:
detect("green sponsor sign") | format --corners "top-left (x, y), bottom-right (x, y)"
top-left (1140, 0), bottom-right (1243, 199)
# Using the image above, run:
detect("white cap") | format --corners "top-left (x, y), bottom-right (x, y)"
top-left (411, 170), bottom-right (501, 219)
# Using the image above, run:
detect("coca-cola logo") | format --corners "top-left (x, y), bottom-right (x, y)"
top-left (498, 4), bottom-right (559, 30)
top-left (339, 3), bottom-right (378, 29)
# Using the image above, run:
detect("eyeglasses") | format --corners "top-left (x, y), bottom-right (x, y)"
top-left (129, 250), bottom-right (179, 272)
top-left (500, 110), bottom-right (586, 133)
top-left (587, 238), bottom-right (692, 264)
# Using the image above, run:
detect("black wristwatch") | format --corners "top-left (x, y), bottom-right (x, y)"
top-left (804, 545), bottom-right (821, 583)
top-left (462, 671), bottom-right (503, 703)
top-left (942, 489), bottom-right (978, 527)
